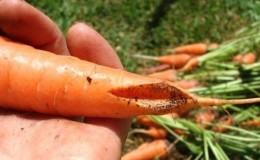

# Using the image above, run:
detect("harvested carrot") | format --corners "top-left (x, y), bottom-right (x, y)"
top-left (143, 64), bottom-right (170, 74)
top-left (241, 119), bottom-right (260, 128)
top-left (207, 43), bottom-right (219, 51)
top-left (173, 79), bottom-right (199, 90)
top-left (233, 54), bottom-right (243, 63)
top-left (0, 36), bottom-right (260, 118)
top-left (130, 127), bottom-right (168, 139)
top-left (133, 53), bottom-right (192, 68)
top-left (167, 43), bottom-right (208, 55)
top-left (147, 69), bottom-right (176, 82)
top-left (180, 57), bottom-right (199, 72)
top-left (213, 115), bottom-right (233, 132)
top-left (136, 115), bottom-right (160, 128)
top-left (241, 52), bottom-right (257, 64)
top-left (194, 108), bottom-right (217, 128)
top-left (122, 139), bottom-right (169, 160)
top-left (233, 53), bottom-right (257, 64)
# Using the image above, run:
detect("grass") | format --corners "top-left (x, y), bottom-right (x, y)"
top-left (28, 0), bottom-right (260, 72)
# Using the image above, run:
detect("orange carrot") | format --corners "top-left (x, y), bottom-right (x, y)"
top-left (180, 57), bottom-right (199, 72)
top-left (0, 36), bottom-right (260, 118)
top-left (136, 115), bottom-right (160, 128)
top-left (122, 139), bottom-right (169, 160)
top-left (144, 64), bottom-right (171, 74)
top-left (233, 53), bottom-right (257, 64)
top-left (168, 43), bottom-right (208, 55)
top-left (241, 119), bottom-right (260, 128)
top-left (133, 53), bottom-right (192, 68)
top-left (173, 79), bottom-right (199, 90)
top-left (130, 127), bottom-right (168, 139)
top-left (241, 52), bottom-right (257, 64)
top-left (213, 115), bottom-right (233, 132)
top-left (194, 108), bottom-right (217, 128)
top-left (233, 54), bottom-right (243, 63)
top-left (207, 43), bottom-right (219, 51)
top-left (147, 69), bottom-right (176, 82)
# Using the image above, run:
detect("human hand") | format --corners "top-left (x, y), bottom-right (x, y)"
top-left (0, 0), bottom-right (131, 159)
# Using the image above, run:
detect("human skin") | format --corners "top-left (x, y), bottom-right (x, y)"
top-left (0, 0), bottom-right (131, 159)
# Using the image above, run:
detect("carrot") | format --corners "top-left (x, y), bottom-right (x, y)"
top-left (121, 139), bottom-right (169, 160)
top-left (241, 119), bottom-right (260, 128)
top-left (194, 108), bottom-right (217, 128)
top-left (0, 36), bottom-right (260, 118)
top-left (130, 127), bottom-right (168, 139)
top-left (241, 52), bottom-right (257, 64)
top-left (147, 69), bottom-right (176, 82)
top-left (213, 115), bottom-right (233, 132)
top-left (179, 57), bottom-right (199, 72)
top-left (136, 115), bottom-right (160, 128)
top-left (233, 54), bottom-right (243, 63)
top-left (133, 53), bottom-right (192, 68)
top-left (173, 79), bottom-right (199, 90)
top-left (207, 43), bottom-right (219, 51)
top-left (167, 43), bottom-right (208, 56)
top-left (143, 64), bottom-right (171, 74)
top-left (233, 53), bottom-right (257, 64)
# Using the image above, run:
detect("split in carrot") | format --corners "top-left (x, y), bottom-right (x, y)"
top-left (0, 36), bottom-right (260, 118)
top-left (121, 139), bottom-right (169, 160)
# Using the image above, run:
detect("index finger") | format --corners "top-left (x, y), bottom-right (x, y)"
top-left (0, 0), bottom-right (69, 55)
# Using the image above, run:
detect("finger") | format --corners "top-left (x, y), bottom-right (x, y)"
top-left (0, 0), bottom-right (69, 55)
top-left (66, 22), bottom-right (123, 68)
top-left (66, 22), bottom-right (130, 142)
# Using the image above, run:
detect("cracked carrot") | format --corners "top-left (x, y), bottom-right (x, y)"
top-left (0, 36), bottom-right (260, 118)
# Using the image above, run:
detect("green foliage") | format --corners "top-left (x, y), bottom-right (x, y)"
top-left (27, 0), bottom-right (260, 72)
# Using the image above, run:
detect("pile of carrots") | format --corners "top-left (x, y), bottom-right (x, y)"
top-left (123, 42), bottom-right (260, 159)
